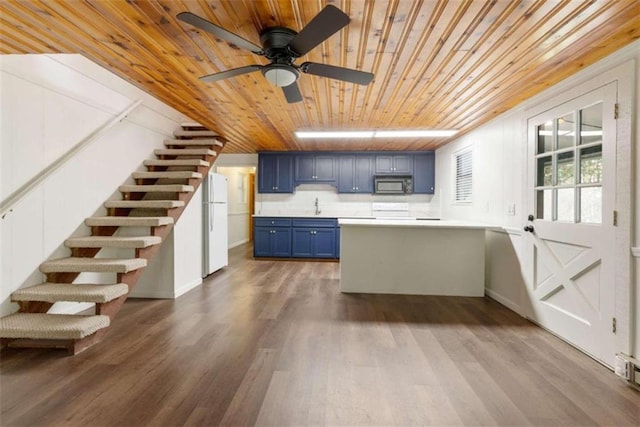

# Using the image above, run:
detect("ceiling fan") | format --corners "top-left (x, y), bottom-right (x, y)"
top-left (177, 5), bottom-right (374, 103)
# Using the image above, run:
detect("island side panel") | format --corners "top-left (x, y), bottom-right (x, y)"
top-left (339, 225), bottom-right (485, 296)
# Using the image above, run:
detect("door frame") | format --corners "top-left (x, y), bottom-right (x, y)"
top-left (522, 60), bottom-right (634, 361)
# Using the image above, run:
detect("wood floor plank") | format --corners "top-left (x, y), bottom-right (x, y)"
top-left (2, 243), bottom-right (639, 426)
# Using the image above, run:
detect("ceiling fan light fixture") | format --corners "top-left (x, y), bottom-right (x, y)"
top-left (262, 64), bottom-right (299, 87)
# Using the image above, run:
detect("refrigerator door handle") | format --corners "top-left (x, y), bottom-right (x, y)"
top-left (210, 203), bottom-right (214, 232)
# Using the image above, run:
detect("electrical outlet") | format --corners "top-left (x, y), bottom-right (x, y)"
top-left (507, 203), bottom-right (516, 216)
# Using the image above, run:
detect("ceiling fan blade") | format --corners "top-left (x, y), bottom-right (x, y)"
top-left (200, 65), bottom-right (262, 83)
top-left (301, 62), bottom-right (374, 85)
top-left (177, 12), bottom-right (264, 55)
top-left (287, 5), bottom-right (350, 57)
top-left (282, 82), bottom-right (303, 103)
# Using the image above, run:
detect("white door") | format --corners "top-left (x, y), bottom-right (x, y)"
top-left (524, 82), bottom-right (617, 366)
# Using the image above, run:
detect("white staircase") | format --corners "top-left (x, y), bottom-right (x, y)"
top-left (0, 125), bottom-right (224, 354)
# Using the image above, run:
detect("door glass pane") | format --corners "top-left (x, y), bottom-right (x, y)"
top-left (556, 151), bottom-right (575, 185)
top-left (557, 188), bottom-right (575, 222)
top-left (557, 113), bottom-right (575, 150)
top-left (536, 190), bottom-right (552, 220)
top-left (537, 156), bottom-right (552, 186)
top-left (580, 187), bottom-right (602, 224)
top-left (580, 145), bottom-right (602, 184)
top-left (537, 122), bottom-right (553, 153)
top-left (580, 103), bottom-right (603, 145)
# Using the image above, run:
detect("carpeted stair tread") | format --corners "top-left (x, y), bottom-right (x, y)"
top-left (154, 148), bottom-right (217, 156)
top-left (65, 236), bottom-right (161, 249)
top-left (12, 283), bottom-right (128, 303)
top-left (119, 184), bottom-right (194, 193)
top-left (104, 200), bottom-right (185, 209)
top-left (85, 216), bottom-right (174, 227)
top-left (40, 257), bottom-right (147, 274)
top-left (132, 171), bottom-right (202, 180)
top-left (173, 130), bottom-right (219, 138)
top-left (164, 138), bottom-right (223, 147)
top-left (0, 313), bottom-right (110, 340)
top-left (144, 159), bottom-right (209, 167)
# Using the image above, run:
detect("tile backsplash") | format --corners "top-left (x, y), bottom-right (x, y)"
top-left (256, 184), bottom-right (440, 217)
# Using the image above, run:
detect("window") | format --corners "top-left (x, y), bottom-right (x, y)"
top-left (534, 102), bottom-right (603, 223)
top-left (454, 148), bottom-right (473, 203)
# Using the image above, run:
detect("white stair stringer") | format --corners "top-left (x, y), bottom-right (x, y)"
top-left (12, 283), bottom-right (129, 304)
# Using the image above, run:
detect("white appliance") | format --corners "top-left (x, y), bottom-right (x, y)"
top-left (203, 172), bottom-right (228, 276)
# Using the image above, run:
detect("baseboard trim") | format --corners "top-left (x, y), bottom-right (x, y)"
top-left (485, 288), bottom-right (523, 316)
top-left (229, 238), bottom-right (249, 249)
top-left (488, 226), bottom-right (522, 236)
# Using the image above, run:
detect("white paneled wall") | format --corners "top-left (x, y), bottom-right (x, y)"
top-left (435, 41), bottom-right (639, 358)
top-left (1, 54), bottom-right (188, 316)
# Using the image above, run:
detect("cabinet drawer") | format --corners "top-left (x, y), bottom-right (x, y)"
top-left (254, 218), bottom-right (291, 227)
top-left (291, 218), bottom-right (337, 228)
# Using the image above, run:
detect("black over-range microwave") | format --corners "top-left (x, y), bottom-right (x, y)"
top-left (373, 175), bottom-right (413, 194)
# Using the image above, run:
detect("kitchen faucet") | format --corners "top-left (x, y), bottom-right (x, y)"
top-left (314, 197), bottom-right (321, 215)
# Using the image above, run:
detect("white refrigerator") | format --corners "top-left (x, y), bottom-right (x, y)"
top-left (203, 172), bottom-right (229, 276)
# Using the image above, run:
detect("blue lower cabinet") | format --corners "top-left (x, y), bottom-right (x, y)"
top-left (292, 228), bottom-right (336, 258)
top-left (335, 226), bottom-right (340, 258)
top-left (255, 217), bottom-right (338, 259)
top-left (254, 227), bottom-right (291, 257)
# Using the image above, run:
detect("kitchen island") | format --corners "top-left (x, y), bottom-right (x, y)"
top-left (338, 218), bottom-right (490, 296)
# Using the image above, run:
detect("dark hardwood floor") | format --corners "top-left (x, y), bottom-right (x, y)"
top-left (1, 243), bottom-right (639, 426)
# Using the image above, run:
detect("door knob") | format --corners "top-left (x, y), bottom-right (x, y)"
top-left (523, 225), bottom-right (534, 233)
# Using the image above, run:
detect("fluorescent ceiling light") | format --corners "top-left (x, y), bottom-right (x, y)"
top-left (296, 131), bottom-right (374, 138)
top-left (374, 130), bottom-right (458, 138)
top-left (295, 129), bottom-right (458, 139)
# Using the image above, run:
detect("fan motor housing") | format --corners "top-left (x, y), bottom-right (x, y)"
top-left (260, 27), bottom-right (298, 60)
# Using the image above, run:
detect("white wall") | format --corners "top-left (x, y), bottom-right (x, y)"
top-left (0, 54), bottom-right (190, 316)
top-left (435, 41), bottom-right (639, 357)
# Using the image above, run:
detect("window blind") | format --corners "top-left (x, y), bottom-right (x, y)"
top-left (455, 150), bottom-right (472, 202)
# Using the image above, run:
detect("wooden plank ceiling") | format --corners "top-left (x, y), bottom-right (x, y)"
top-left (1, 1), bottom-right (639, 152)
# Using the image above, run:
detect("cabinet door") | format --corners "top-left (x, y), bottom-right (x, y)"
top-left (337, 156), bottom-right (356, 192)
top-left (272, 228), bottom-right (292, 257)
top-left (274, 155), bottom-right (293, 192)
top-left (413, 152), bottom-right (435, 194)
top-left (254, 228), bottom-right (273, 257)
top-left (335, 226), bottom-right (341, 258)
top-left (354, 155), bottom-right (373, 193)
top-left (393, 155), bottom-right (413, 174)
top-left (314, 228), bottom-right (336, 258)
top-left (292, 228), bottom-right (314, 257)
top-left (295, 155), bottom-right (315, 182)
top-left (375, 155), bottom-right (394, 173)
top-left (258, 155), bottom-right (276, 193)
top-left (314, 155), bottom-right (336, 181)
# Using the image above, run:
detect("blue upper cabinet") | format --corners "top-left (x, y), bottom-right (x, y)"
top-left (259, 151), bottom-right (434, 194)
top-left (258, 154), bottom-right (293, 193)
top-left (337, 155), bottom-right (373, 193)
top-left (295, 154), bottom-right (336, 183)
top-left (375, 154), bottom-right (413, 175)
top-left (413, 152), bottom-right (435, 194)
